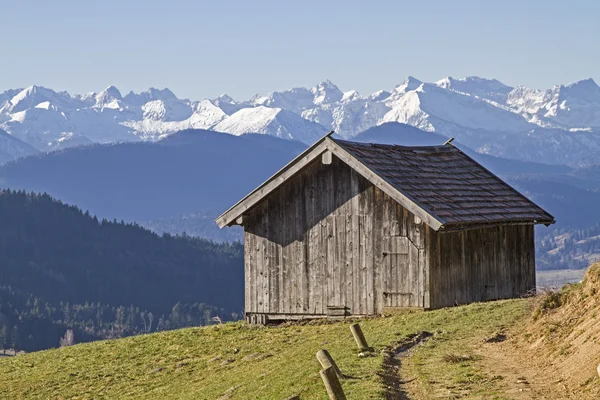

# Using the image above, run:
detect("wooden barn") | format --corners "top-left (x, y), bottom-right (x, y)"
top-left (216, 132), bottom-right (554, 323)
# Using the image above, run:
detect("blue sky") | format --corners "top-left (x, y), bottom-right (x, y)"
top-left (2, 0), bottom-right (598, 100)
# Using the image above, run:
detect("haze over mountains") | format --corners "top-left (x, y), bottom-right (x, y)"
top-left (0, 123), bottom-right (597, 271)
top-left (2, 76), bottom-right (600, 166)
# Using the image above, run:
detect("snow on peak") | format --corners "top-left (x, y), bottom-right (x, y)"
top-left (211, 93), bottom-right (247, 115)
top-left (8, 85), bottom-right (71, 113)
top-left (369, 90), bottom-right (391, 101)
top-left (35, 101), bottom-right (53, 110)
top-left (252, 87), bottom-right (314, 113)
top-left (123, 87), bottom-right (178, 106)
top-left (435, 76), bottom-right (513, 103)
top-left (94, 86), bottom-right (123, 109)
top-left (213, 106), bottom-right (327, 144)
top-left (215, 94), bottom-right (236, 104)
top-left (383, 81), bottom-right (532, 133)
top-left (506, 78), bottom-right (600, 127)
top-left (396, 76), bottom-right (422, 92)
top-left (142, 99), bottom-right (193, 122)
top-left (100, 85), bottom-right (122, 100)
top-left (341, 90), bottom-right (361, 102)
top-left (311, 80), bottom-right (343, 105)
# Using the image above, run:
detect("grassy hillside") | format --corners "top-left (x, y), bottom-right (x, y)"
top-left (5, 267), bottom-right (600, 400)
top-left (0, 300), bottom-right (530, 399)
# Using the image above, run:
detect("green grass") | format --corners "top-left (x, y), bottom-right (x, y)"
top-left (0, 299), bottom-right (531, 400)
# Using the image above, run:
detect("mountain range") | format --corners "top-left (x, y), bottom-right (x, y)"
top-left (3, 76), bottom-right (600, 167)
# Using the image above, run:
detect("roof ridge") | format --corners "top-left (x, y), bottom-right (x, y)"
top-left (332, 137), bottom-right (450, 150)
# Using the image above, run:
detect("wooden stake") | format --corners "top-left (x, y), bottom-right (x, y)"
top-left (319, 365), bottom-right (347, 400)
top-left (316, 349), bottom-right (343, 379)
top-left (350, 323), bottom-right (369, 351)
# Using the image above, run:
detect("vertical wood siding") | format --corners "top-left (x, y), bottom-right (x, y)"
top-left (243, 154), bottom-right (536, 318)
top-left (243, 156), bottom-right (426, 317)
top-left (427, 224), bottom-right (535, 309)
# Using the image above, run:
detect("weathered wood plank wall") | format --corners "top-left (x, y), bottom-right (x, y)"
top-left (244, 153), bottom-right (536, 319)
top-left (243, 156), bottom-right (426, 318)
top-left (427, 224), bottom-right (535, 309)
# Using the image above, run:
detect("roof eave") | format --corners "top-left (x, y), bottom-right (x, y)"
top-left (438, 218), bottom-right (556, 232)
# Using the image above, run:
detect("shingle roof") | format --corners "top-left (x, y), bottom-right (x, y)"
top-left (334, 139), bottom-right (554, 228)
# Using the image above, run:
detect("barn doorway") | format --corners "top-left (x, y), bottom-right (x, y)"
top-left (382, 236), bottom-right (424, 309)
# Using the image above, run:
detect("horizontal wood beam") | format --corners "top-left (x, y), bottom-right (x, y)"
top-left (438, 220), bottom-right (550, 233)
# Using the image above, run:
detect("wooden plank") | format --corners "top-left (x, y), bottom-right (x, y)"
top-left (253, 211), bottom-right (261, 313)
top-left (277, 191), bottom-right (285, 314)
top-left (422, 227), bottom-right (430, 308)
top-left (352, 214), bottom-right (360, 315)
top-left (358, 216), bottom-right (365, 314)
top-left (306, 174), bottom-right (317, 314)
top-left (327, 216), bottom-right (335, 307)
top-left (498, 225), bottom-right (508, 299)
top-left (295, 175), bottom-right (307, 313)
top-left (372, 186), bottom-right (384, 314)
top-left (283, 185), bottom-right (292, 315)
top-left (319, 164), bottom-right (329, 314)
top-left (409, 242), bottom-right (419, 307)
top-left (266, 203), bottom-right (276, 314)
top-left (262, 203), bottom-right (270, 314)
top-left (244, 230), bottom-right (252, 314)
top-left (365, 214), bottom-right (374, 315)
top-left (460, 230), bottom-right (468, 304)
top-left (290, 188), bottom-right (298, 314)
top-left (336, 215), bottom-right (346, 308)
top-left (320, 219), bottom-right (327, 314)
top-left (528, 225), bottom-right (536, 292)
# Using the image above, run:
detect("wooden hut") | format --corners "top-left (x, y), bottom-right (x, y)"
top-left (216, 133), bottom-right (554, 323)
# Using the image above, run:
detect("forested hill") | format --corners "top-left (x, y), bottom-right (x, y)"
top-left (0, 190), bottom-right (243, 352)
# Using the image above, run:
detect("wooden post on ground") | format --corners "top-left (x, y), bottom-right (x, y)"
top-left (350, 323), bottom-right (369, 351)
top-left (316, 349), bottom-right (343, 379)
top-left (284, 395), bottom-right (300, 400)
top-left (319, 365), bottom-right (347, 400)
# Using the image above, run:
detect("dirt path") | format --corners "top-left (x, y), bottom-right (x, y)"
top-left (477, 333), bottom-right (574, 399)
top-left (381, 332), bottom-right (433, 400)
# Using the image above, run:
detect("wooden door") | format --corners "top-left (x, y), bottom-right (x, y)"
top-left (382, 236), bottom-right (423, 308)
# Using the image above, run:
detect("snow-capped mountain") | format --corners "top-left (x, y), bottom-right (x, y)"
top-left (507, 78), bottom-right (600, 128)
top-left (2, 76), bottom-right (600, 166)
top-left (213, 106), bottom-right (327, 143)
top-left (435, 76), bottom-right (513, 103)
top-left (381, 81), bottom-right (534, 133)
